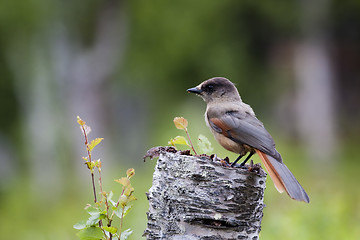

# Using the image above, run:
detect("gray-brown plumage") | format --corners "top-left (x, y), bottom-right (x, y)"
top-left (187, 77), bottom-right (309, 203)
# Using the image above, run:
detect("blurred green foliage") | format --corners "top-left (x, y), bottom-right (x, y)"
top-left (0, 0), bottom-right (359, 239)
top-left (1, 143), bottom-right (359, 239)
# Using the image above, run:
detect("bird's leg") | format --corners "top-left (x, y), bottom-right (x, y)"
top-left (239, 151), bottom-right (255, 167)
top-left (231, 153), bottom-right (245, 167)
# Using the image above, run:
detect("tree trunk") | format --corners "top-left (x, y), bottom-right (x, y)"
top-left (293, 0), bottom-right (337, 163)
top-left (144, 149), bottom-right (266, 240)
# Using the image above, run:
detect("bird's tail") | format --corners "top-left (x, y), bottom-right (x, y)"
top-left (256, 150), bottom-right (310, 203)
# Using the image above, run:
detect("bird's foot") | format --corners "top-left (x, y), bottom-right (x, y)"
top-left (210, 154), bottom-right (231, 167)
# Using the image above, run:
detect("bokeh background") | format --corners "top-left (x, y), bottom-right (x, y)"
top-left (1, 1), bottom-right (359, 239)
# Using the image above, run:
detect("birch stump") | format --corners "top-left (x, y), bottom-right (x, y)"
top-left (143, 147), bottom-right (266, 240)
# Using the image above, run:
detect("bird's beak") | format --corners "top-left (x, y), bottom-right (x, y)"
top-left (187, 87), bottom-right (203, 94)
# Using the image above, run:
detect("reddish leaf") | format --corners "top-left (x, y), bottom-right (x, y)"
top-left (173, 117), bottom-right (188, 130)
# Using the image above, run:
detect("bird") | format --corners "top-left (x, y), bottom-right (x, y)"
top-left (187, 77), bottom-right (309, 203)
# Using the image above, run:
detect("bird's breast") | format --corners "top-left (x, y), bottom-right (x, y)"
top-left (205, 107), bottom-right (252, 155)
top-left (206, 125), bottom-right (250, 155)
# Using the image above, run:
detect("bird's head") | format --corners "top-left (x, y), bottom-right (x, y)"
top-left (187, 77), bottom-right (241, 104)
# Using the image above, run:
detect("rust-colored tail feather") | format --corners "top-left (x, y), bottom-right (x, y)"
top-left (256, 150), bottom-right (310, 203)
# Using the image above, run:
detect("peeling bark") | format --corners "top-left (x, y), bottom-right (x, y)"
top-left (144, 150), bottom-right (266, 240)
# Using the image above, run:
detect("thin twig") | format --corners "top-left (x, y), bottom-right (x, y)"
top-left (185, 129), bottom-right (197, 155)
top-left (90, 173), bottom-right (97, 203)
top-left (108, 185), bottom-right (128, 240)
top-left (98, 169), bottom-right (112, 237)
top-left (81, 125), bottom-right (98, 203)
top-left (118, 207), bottom-right (126, 240)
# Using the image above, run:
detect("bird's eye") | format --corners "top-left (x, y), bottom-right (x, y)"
top-left (206, 84), bottom-right (214, 92)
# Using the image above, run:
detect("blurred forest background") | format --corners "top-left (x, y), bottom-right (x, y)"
top-left (0, 0), bottom-right (359, 239)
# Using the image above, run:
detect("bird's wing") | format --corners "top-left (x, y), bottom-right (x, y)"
top-left (207, 107), bottom-right (281, 162)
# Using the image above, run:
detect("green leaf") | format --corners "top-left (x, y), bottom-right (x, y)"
top-left (107, 191), bottom-right (115, 205)
top-left (85, 162), bottom-right (95, 172)
top-left (197, 134), bottom-right (213, 155)
top-left (113, 207), bottom-right (122, 219)
top-left (168, 136), bottom-right (189, 146)
top-left (95, 159), bottom-right (101, 169)
top-left (103, 226), bottom-right (118, 234)
top-left (76, 226), bottom-right (103, 240)
top-left (73, 220), bottom-right (87, 230)
top-left (124, 185), bottom-right (134, 197)
top-left (119, 195), bottom-right (128, 208)
top-left (113, 205), bottom-right (132, 219)
top-left (127, 195), bottom-right (136, 203)
top-left (114, 177), bottom-right (130, 187)
top-left (87, 138), bottom-right (104, 152)
top-left (86, 207), bottom-right (100, 216)
top-left (122, 205), bottom-right (133, 218)
top-left (109, 199), bottom-right (116, 207)
top-left (120, 229), bottom-right (133, 240)
top-left (107, 190), bottom-right (113, 200)
top-left (86, 213), bottom-right (101, 226)
top-left (85, 209), bottom-right (106, 227)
